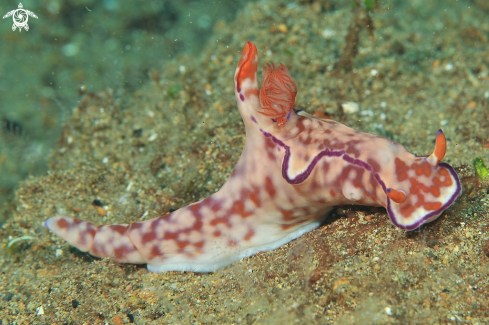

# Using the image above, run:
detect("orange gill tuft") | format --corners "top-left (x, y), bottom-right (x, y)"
top-left (259, 63), bottom-right (297, 127)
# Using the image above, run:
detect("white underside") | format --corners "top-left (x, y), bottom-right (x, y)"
top-left (146, 214), bottom-right (329, 273)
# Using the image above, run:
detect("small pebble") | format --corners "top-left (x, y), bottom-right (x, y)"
top-left (465, 101), bottom-right (477, 109)
top-left (112, 316), bottom-right (124, 325)
top-left (278, 24), bottom-right (288, 33)
top-left (92, 199), bottom-right (104, 207)
top-left (322, 29), bottom-right (335, 39)
top-left (346, 210), bottom-right (356, 219)
top-left (482, 240), bottom-right (489, 257)
top-left (72, 299), bottom-right (81, 308)
top-left (148, 133), bottom-right (158, 142)
top-left (132, 129), bottom-right (143, 137)
top-left (3, 292), bottom-right (13, 301)
top-left (427, 239), bottom-right (440, 248)
top-left (342, 102), bottom-right (359, 114)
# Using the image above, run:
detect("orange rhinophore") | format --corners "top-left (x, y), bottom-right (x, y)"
top-left (259, 63), bottom-right (297, 127)
top-left (427, 129), bottom-right (447, 167)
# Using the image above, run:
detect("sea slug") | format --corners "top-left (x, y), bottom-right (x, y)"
top-left (46, 42), bottom-right (462, 272)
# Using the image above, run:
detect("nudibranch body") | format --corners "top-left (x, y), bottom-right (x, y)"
top-left (46, 42), bottom-right (461, 272)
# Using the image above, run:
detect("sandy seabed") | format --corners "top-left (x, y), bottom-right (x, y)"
top-left (1, 0), bottom-right (489, 324)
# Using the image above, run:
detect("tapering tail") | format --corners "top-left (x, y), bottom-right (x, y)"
top-left (46, 216), bottom-right (146, 263)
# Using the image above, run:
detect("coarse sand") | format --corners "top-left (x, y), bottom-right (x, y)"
top-left (1, 0), bottom-right (488, 324)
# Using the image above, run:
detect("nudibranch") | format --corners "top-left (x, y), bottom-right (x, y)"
top-left (46, 42), bottom-right (461, 272)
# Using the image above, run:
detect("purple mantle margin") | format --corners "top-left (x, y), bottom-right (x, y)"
top-left (260, 130), bottom-right (462, 231)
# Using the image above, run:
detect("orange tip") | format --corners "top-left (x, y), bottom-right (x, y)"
top-left (387, 188), bottom-right (407, 204)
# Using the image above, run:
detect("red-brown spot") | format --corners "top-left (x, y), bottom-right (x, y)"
top-left (245, 186), bottom-right (262, 208)
top-left (113, 245), bottom-right (132, 260)
top-left (367, 158), bottom-right (381, 173)
top-left (141, 230), bottom-right (157, 244)
top-left (400, 204), bottom-right (416, 217)
top-left (78, 224), bottom-right (97, 248)
top-left (150, 218), bottom-right (161, 230)
top-left (192, 219), bottom-right (203, 231)
top-left (295, 117), bottom-right (307, 134)
top-left (210, 216), bottom-right (229, 226)
top-left (300, 133), bottom-right (313, 146)
top-left (57, 218), bottom-right (69, 229)
top-left (90, 234), bottom-right (106, 257)
top-left (244, 229), bottom-right (255, 241)
top-left (177, 241), bottom-right (190, 250)
top-left (213, 230), bottom-right (221, 237)
top-left (322, 161), bottom-right (330, 173)
top-left (333, 164), bottom-right (365, 197)
top-left (228, 200), bottom-right (253, 218)
top-left (330, 140), bottom-right (345, 150)
top-left (429, 185), bottom-right (441, 197)
top-left (264, 176), bottom-right (276, 198)
top-left (433, 168), bottom-right (453, 187)
top-left (414, 161), bottom-right (432, 177)
top-left (249, 190), bottom-right (261, 207)
top-left (163, 232), bottom-right (178, 240)
top-left (73, 218), bottom-right (84, 225)
top-left (281, 223), bottom-right (295, 230)
top-left (129, 222), bottom-right (143, 230)
top-left (395, 158), bottom-right (409, 182)
top-left (424, 202), bottom-right (442, 211)
top-left (352, 168), bottom-right (365, 189)
top-left (310, 179), bottom-right (322, 191)
top-left (245, 88), bottom-right (259, 98)
top-left (279, 208), bottom-right (295, 222)
top-left (210, 198), bottom-right (223, 212)
top-left (195, 241), bottom-right (205, 249)
top-left (369, 173), bottom-right (379, 191)
top-left (111, 224), bottom-right (127, 236)
top-left (149, 245), bottom-right (162, 260)
top-left (263, 136), bottom-right (279, 160)
top-left (344, 139), bottom-right (362, 157)
top-left (330, 189), bottom-right (336, 197)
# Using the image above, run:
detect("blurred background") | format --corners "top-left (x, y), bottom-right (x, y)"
top-left (0, 0), bottom-right (254, 210)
